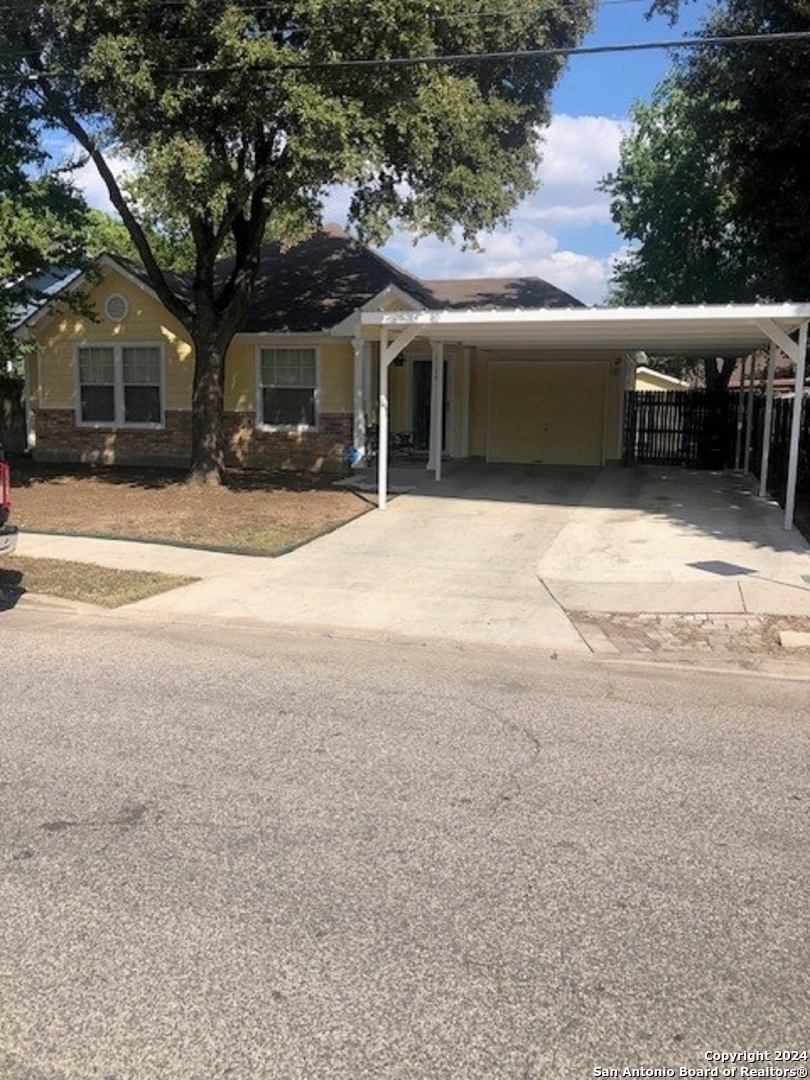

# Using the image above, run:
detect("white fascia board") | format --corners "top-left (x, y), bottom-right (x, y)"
top-left (357, 304), bottom-right (810, 354)
top-left (361, 302), bottom-right (810, 330)
top-left (16, 256), bottom-right (161, 336)
top-left (330, 284), bottom-right (426, 337)
top-left (95, 255), bottom-right (162, 302)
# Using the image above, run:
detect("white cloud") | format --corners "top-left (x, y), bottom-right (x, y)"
top-left (71, 149), bottom-right (136, 214)
top-left (538, 114), bottom-right (627, 185)
top-left (374, 114), bottom-right (628, 304)
top-left (381, 228), bottom-right (615, 306)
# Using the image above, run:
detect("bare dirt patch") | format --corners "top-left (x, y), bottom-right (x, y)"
top-left (0, 556), bottom-right (197, 609)
top-left (10, 462), bottom-right (374, 555)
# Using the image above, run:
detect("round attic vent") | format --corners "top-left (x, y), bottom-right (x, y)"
top-left (105, 293), bottom-right (129, 321)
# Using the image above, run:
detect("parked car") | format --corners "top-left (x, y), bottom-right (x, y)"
top-left (0, 447), bottom-right (19, 556)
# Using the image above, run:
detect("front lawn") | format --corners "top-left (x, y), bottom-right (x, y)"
top-left (10, 461), bottom-right (374, 555)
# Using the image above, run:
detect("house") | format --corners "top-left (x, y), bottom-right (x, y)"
top-left (634, 365), bottom-right (691, 392)
top-left (15, 225), bottom-right (630, 473)
top-left (14, 226), bottom-right (810, 524)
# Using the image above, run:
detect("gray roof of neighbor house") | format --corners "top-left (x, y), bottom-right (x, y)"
top-left (7, 266), bottom-right (82, 329)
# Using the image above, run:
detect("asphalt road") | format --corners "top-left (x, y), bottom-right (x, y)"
top-left (1, 608), bottom-right (808, 1079)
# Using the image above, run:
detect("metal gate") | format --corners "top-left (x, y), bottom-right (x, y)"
top-left (623, 390), bottom-right (740, 469)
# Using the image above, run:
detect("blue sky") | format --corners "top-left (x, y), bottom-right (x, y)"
top-left (72, 0), bottom-right (716, 305)
top-left (376, 0), bottom-right (716, 302)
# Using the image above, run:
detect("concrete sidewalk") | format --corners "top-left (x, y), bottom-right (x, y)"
top-left (13, 464), bottom-right (810, 656)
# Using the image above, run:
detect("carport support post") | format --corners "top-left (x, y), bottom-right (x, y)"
top-left (376, 322), bottom-right (421, 510)
top-left (428, 341), bottom-right (444, 481)
top-left (378, 328), bottom-right (390, 510)
top-left (352, 334), bottom-right (366, 462)
top-left (784, 321), bottom-right (808, 530)
top-left (758, 343), bottom-right (777, 499)
top-left (743, 352), bottom-right (756, 474)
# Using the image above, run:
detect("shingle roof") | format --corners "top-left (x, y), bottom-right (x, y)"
top-left (15, 225), bottom-right (587, 334)
top-left (424, 276), bottom-right (584, 311)
top-left (236, 225), bottom-right (440, 332)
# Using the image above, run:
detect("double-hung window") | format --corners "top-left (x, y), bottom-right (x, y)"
top-left (259, 347), bottom-right (317, 429)
top-left (77, 344), bottom-right (163, 426)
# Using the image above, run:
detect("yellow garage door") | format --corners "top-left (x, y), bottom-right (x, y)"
top-left (488, 360), bottom-right (606, 465)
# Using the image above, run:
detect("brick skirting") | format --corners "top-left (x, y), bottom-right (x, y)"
top-left (33, 409), bottom-right (352, 473)
top-left (224, 412), bottom-right (351, 472)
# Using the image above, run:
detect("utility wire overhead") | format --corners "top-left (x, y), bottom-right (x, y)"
top-left (1, 30), bottom-right (808, 81)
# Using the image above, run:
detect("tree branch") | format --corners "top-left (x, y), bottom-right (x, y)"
top-left (27, 83), bottom-right (191, 328)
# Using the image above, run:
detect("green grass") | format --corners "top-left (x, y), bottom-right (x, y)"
top-left (0, 556), bottom-right (198, 608)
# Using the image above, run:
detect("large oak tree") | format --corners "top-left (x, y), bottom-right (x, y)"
top-left (3, 0), bottom-right (595, 481)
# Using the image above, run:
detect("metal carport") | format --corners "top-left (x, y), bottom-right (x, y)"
top-left (346, 303), bottom-right (810, 528)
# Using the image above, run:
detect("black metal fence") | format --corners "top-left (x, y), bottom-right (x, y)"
top-left (624, 388), bottom-right (810, 526)
top-left (749, 394), bottom-right (810, 509)
top-left (623, 390), bottom-right (741, 469)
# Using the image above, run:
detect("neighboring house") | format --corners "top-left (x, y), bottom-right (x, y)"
top-left (726, 355), bottom-right (807, 397)
top-left (634, 365), bottom-right (691, 392)
top-left (15, 225), bottom-right (632, 471)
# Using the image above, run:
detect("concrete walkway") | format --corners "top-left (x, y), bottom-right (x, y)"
top-left (14, 464), bottom-right (810, 654)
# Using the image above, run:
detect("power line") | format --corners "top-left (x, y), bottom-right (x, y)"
top-left (1, 30), bottom-right (808, 81)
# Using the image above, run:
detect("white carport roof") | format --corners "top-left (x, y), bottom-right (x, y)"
top-left (346, 302), bottom-right (810, 528)
top-left (356, 301), bottom-right (810, 357)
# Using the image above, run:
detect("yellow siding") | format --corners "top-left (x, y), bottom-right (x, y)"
top-left (602, 359), bottom-right (624, 462)
top-left (33, 267), bottom-right (193, 409)
top-left (470, 351), bottom-right (489, 456)
top-left (488, 360), bottom-right (607, 466)
top-left (319, 342), bottom-right (353, 413)
top-left (225, 343), bottom-right (255, 411)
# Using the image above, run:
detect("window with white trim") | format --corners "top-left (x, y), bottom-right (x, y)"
top-left (259, 347), bottom-right (317, 428)
top-left (77, 344), bottom-right (163, 426)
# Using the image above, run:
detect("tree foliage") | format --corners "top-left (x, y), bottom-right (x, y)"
top-left (83, 210), bottom-right (196, 271)
top-left (0, 85), bottom-right (90, 370)
top-left (603, 0), bottom-right (810, 388)
top-left (605, 0), bottom-right (810, 306)
top-left (2, 0), bottom-right (595, 480)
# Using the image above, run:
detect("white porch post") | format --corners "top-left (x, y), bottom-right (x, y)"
top-left (378, 328), bottom-right (389, 510)
top-left (758, 342), bottom-right (777, 498)
top-left (743, 352), bottom-right (756, 474)
top-left (364, 342), bottom-right (373, 423)
top-left (784, 321), bottom-right (808, 530)
top-left (376, 323), bottom-right (421, 511)
top-left (428, 340), bottom-right (444, 480)
top-left (733, 356), bottom-right (746, 471)
top-left (352, 334), bottom-right (366, 463)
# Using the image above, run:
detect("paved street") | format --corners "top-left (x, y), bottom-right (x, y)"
top-left (2, 609), bottom-right (807, 1079)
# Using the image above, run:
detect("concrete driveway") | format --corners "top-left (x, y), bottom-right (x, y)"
top-left (17, 463), bottom-right (810, 650)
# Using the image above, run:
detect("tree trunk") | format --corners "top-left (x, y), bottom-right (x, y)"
top-left (704, 356), bottom-right (736, 392)
top-left (188, 325), bottom-right (231, 485)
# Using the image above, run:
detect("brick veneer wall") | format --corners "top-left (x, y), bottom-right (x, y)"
top-left (224, 412), bottom-right (351, 471)
top-left (34, 408), bottom-right (352, 473)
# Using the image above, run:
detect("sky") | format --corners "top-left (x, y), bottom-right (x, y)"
top-left (71, 0), bottom-right (716, 306)
top-left (373, 0), bottom-right (715, 304)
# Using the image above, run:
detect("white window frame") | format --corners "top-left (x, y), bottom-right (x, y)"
top-left (74, 341), bottom-right (166, 429)
top-left (256, 345), bottom-right (320, 432)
